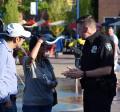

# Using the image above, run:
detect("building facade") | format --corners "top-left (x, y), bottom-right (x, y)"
top-left (99, 0), bottom-right (120, 23)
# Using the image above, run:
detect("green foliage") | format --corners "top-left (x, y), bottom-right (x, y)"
top-left (38, 1), bottom-right (49, 10)
top-left (17, 50), bottom-right (24, 58)
top-left (48, 0), bottom-right (69, 21)
top-left (19, 0), bottom-right (34, 15)
top-left (22, 41), bottom-right (29, 52)
top-left (0, 0), bottom-right (98, 23)
top-left (19, 0), bottom-right (49, 16)
top-left (0, 4), bottom-right (5, 18)
top-left (65, 7), bottom-right (76, 23)
top-left (4, 0), bottom-right (19, 24)
top-left (19, 0), bottom-right (33, 11)
top-left (80, 0), bottom-right (92, 16)
top-left (17, 41), bottom-right (29, 58)
top-left (20, 0), bottom-right (93, 23)
top-left (47, 0), bottom-right (71, 35)
top-left (51, 26), bottom-right (64, 36)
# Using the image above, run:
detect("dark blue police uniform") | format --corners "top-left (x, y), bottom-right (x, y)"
top-left (80, 32), bottom-right (117, 112)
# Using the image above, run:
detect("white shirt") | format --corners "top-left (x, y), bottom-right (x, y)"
top-left (0, 39), bottom-right (17, 101)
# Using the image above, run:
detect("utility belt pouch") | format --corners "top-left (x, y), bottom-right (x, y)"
top-left (80, 74), bottom-right (117, 93)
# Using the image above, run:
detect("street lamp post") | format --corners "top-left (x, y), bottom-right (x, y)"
top-left (36, 0), bottom-right (38, 17)
top-left (76, 0), bottom-right (80, 19)
top-left (75, 0), bottom-right (80, 95)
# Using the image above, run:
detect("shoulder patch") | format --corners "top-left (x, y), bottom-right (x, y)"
top-left (105, 43), bottom-right (112, 51)
top-left (91, 45), bottom-right (97, 53)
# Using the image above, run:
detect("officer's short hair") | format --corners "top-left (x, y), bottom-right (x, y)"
top-left (76, 15), bottom-right (96, 29)
top-left (76, 15), bottom-right (92, 23)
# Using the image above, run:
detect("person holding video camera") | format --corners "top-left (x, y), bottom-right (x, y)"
top-left (62, 15), bottom-right (117, 112)
top-left (22, 36), bottom-right (58, 112)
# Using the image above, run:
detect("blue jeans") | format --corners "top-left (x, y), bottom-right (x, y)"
top-left (22, 105), bottom-right (52, 112)
top-left (0, 101), bottom-right (17, 112)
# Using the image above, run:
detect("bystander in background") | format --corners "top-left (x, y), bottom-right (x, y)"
top-left (108, 26), bottom-right (120, 72)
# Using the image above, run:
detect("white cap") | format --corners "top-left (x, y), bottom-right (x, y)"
top-left (5, 23), bottom-right (31, 38)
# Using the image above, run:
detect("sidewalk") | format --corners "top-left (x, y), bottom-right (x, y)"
top-left (16, 54), bottom-right (120, 112)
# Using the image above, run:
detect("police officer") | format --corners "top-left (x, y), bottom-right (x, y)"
top-left (62, 15), bottom-right (117, 112)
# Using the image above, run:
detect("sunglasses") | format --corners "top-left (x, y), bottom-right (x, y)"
top-left (19, 36), bottom-right (26, 39)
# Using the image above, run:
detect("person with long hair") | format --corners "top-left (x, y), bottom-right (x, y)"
top-left (22, 36), bottom-right (57, 112)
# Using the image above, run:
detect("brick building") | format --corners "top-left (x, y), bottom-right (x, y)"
top-left (99, 0), bottom-right (120, 23)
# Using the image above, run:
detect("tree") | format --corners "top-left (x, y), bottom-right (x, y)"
top-left (47, 0), bottom-right (70, 35)
top-left (65, 0), bottom-right (93, 23)
top-left (0, 0), bottom-right (5, 18)
top-left (20, 0), bottom-right (49, 19)
top-left (4, 0), bottom-right (19, 24)
top-left (48, 0), bottom-right (68, 22)
top-left (80, 0), bottom-right (92, 16)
